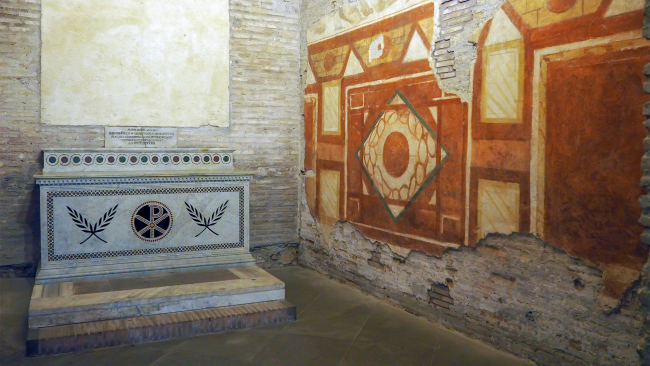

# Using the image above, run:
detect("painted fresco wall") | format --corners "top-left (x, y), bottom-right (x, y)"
top-left (304, 0), bottom-right (648, 297)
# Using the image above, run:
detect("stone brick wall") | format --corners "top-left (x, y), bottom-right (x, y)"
top-left (300, 223), bottom-right (644, 366)
top-left (0, 0), bottom-right (302, 269)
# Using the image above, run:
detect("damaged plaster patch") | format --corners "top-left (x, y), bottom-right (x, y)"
top-left (431, 0), bottom-right (506, 102)
top-left (300, 221), bottom-right (643, 366)
top-left (307, 0), bottom-right (429, 43)
top-left (305, 0), bottom-right (506, 101)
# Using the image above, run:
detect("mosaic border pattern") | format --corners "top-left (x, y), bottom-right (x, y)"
top-left (45, 152), bottom-right (232, 168)
top-left (37, 176), bottom-right (251, 186)
top-left (46, 186), bottom-right (246, 261)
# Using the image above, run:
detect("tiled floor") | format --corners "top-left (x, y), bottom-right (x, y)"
top-left (0, 266), bottom-right (535, 366)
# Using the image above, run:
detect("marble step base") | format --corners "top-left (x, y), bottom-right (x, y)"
top-left (28, 265), bottom-right (284, 328)
top-left (26, 299), bottom-right (296, 356)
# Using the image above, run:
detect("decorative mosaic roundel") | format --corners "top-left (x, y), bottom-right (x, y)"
top-left (131, 201), bottom-right (173, 242)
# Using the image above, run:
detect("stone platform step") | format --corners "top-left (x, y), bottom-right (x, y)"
top-left (27, 299), bottom-right (296, 356)
top-left (26, 265), bottom-right (296, 356)
top-left (28, 265), bottom-right (284, 328)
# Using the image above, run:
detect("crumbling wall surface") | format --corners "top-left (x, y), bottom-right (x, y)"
top-left (300, 219), bottom-right (643, 366)
top-left (637, 1), bottom-right (650, 364)
top-left (250, 243), bottom-right (299, 268)
top-left (0, 0), bottom-right (302, 271)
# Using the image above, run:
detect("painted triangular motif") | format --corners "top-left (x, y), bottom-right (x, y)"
top-left (605, 0), bottom-right (643, 17)
top-left (429, 190), bottom-right (436, 205)
top-left (387, 204), bottom-right (404, 218)
top-left (403, 31), bottom-right (429, 63)
top-left (485, 9), bottom-right (522, 47)
top-left (428, 106), bottom-right (438, 124)
top-left (344, 51), bottom-right (364, 77)
top-left (387, 94), bottom-right (405, 105)
top-left (306, 67), bottom-right (316, 85)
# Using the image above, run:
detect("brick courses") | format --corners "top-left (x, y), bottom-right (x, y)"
top-left (0, 0), bottom-right (302, 268)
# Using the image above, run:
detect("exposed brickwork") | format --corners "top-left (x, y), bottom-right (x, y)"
top-left (26, 300), bottom-right (296, 356)
top-left (0, 0), bottom-right (302, 269)
top-left (299, 222), bottom-right (644, 366)
top-left (434, 0), bottom-right (478, 79)
top-left (250, 243), bottom-right (299, 268)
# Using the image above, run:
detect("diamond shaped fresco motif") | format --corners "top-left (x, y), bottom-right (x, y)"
top-left (355, 90), bottom-right (449, 222)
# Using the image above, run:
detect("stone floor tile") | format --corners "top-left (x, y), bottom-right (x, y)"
top-left (355, 301), bottom-right (441, 348)
top-left (151, 327), bottom-right (277, 365)
top-left (431, 328), bottom-right (535, 366)
top-left (268, 267), bottom-right (336, 313)
top-left (338, 340), bottom-right (435, 366)
top-left (12, 353), bottom-right (71, 366)
top-left (280, 281), bottom-right (378, 340)
top-left (250, 333), bottom-right (353, 366)
top-left (280, 298), bottom-right (376, 340)
top-left (0, 278), bottom-right (34, 354)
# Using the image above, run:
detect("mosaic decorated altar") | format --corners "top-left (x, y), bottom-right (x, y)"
top-left (27, 148), bottom-right (295, 356)
top-left (35, 148), bottom-right (253, 283)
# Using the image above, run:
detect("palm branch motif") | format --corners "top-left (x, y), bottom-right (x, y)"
top-left (185, 200), bottom-right (228, 237)
top-left (67, 205), bottom-right (118, 244)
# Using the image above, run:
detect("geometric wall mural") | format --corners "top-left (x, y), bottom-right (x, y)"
top-left (305, 0), bottom-right (649, 288)
top-left (357, 91), bottom-right (449, 221)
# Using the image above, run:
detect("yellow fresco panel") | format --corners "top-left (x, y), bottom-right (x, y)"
top-left (478, 180), bottom-right (520, 238)
top-left (320, 170), bottom-right (341, 218)
top-left (483, 48), bottom-right (520, 121)
top-left (322, 80), bottom-right (341, 135)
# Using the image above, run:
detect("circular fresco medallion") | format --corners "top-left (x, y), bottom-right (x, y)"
top-left (546, 0), bottom-right (577, 13)
top-left (383, 131), bottom-right (410, 178)
top-left (131, 201), bottom-right (173, 242)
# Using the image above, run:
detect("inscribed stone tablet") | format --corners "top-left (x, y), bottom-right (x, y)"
top-left (105, 127), bottom-right (178, 148)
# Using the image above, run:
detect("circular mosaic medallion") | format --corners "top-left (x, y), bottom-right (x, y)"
top-left (140, 155), bottom-right (149, 164)
top-left (107, 155), bottom-right (116, 164)
top-left (83, 155), bottom-right (93, 165)
top-left (72, 155), bottom-right (82, 165)
top-left (95, 155), bottom-right (105, 164)
top-left (46, 155), bottom-right (58, 165)
top-left (60, 155), bottom-right (70, 165)
top-left (203, 155), bottom-right (210, 163)
top-left (223, 155), bottom-right (230, 163)
top-left (213, 155), bottom-right (221, 163)
top-left (192, 155), bottom-right (201, 164)
top-left (161, 155), bottom-right (170, 164)
top-left (118, 155), bottom-right (128, 164)
top-left (131, 201), bottom-right (173, 242)
top-left (182, 155), bottom-right (191, 163)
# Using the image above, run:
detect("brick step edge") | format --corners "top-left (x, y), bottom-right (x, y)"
top-left (27, 299), bottom-right (296, 357)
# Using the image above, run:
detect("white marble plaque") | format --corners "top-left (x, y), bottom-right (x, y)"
top-left (105, 127), bottom-right (178, 148)
top-left (41, 0), bottom-right (230, 127)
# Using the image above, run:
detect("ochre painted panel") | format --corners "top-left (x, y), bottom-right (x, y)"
top-left (304, 0), bottom-right (648, 282)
